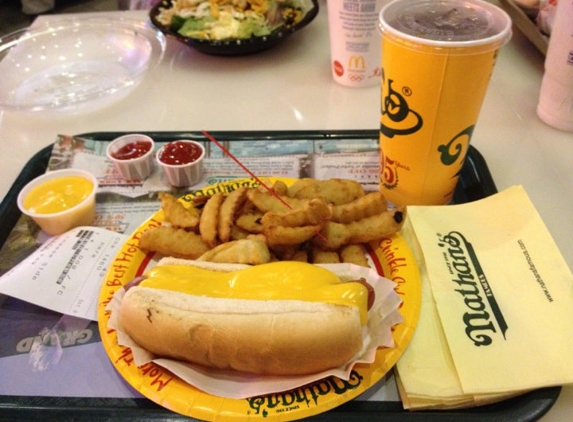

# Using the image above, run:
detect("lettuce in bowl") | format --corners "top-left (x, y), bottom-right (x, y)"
top-left (152, 0), bottom-right (318, 49)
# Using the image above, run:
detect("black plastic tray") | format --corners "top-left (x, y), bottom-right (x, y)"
top-left (0, 130), bottom-right (561, 422)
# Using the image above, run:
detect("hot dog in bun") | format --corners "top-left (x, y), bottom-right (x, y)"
top-left (119, 259), bottom-right (373, 376)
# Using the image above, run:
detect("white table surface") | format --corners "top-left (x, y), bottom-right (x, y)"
top-left (0, 3), bottom-right (571, 421)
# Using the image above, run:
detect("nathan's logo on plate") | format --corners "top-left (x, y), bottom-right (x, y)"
top-left (437, 231), bottom-right (509, 346)
top-left (183, 178), bottom-right (260, 201)
top-left (204, 176), bottom-right (255, 187)
top-left (380, 77), bottom-right (423, 138)
top-left (246, 371), bottom-right (363, 417)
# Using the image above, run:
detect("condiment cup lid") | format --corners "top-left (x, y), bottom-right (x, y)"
top-left (378, 0), bottom-right (512, 52)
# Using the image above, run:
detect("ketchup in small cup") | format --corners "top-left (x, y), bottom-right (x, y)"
top-left (157, 140), bottom-right (205, 187)
top-left (106, 134), bottom-right (155, 181)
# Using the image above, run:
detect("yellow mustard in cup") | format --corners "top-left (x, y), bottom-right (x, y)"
top-left (17, 169), bottom-right (98, 236)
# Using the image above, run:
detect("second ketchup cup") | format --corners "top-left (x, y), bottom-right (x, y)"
top-left (156, 140), bottom-right (205, 187)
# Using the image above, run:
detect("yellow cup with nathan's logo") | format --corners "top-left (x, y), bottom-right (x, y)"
top-left (378, 0), bottom-right (512, 206)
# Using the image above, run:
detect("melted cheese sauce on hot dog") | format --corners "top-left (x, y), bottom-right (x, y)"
top-left (141, 261), bottom-right (369, 325)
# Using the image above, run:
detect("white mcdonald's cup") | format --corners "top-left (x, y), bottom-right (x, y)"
top-left (327, 0), bottom-right (388, 87)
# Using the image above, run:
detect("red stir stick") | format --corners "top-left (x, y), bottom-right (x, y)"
top-left (201, 130), bottom-right (293, 210)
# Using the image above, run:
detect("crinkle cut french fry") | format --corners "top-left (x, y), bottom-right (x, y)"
top-left (271, 180), bottom-right (289, 196)
top-left (269, 244), bottom-right (299, 261)
top-left (261, 198), bottom-right (331, 228)
top-left (286, 178), bottom-right (315, 197)
top-left (159, 192), bottom-right (200, 230)
top-left (139, 179), bottom-right (403, 268)
top-left (290, 178), bottom-right (365, 205)
top-left (139, 226), bottom-right (210, 260)
top-left (246, 233), bottom-right (268, 245)
top-left (199, 193), bottom-right (225, 248)
top-left (316, 209), bottom-right (405, 250)
top-left (229, 224), bottom-right (250, 240)
top-left (263, 224), bottom-right (321, 246)
top-left (311, 247), bottom-right (341, 264)
top-left (247, 189), bottom-right (310, 213)
top-left (235, 212), bottom-right (264, 233)
top-left (197, 238), bottom-right (271, 265)
top-left (291, 250), bottom-right (309, 263)
top-left (191, 193), bottom-right (212, 207)
top-left (218, 187), bottom-right (249, 243)
top-left (345, 208), bottom-right (405, 244)
top-left (330, 192), bottom-right (388, 224)
top-left (314, 221), bottom-right (350, 251)
top-left (340, 244), bottom-right (370, 267)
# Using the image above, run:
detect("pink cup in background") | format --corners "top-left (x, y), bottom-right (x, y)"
top-left (156, 140), bottom-right (205, 187)
top-left (106, 134), bottom-right (155, 181)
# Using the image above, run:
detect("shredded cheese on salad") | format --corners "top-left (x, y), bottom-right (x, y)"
top-left (156, 0), bottom-right (313, 40)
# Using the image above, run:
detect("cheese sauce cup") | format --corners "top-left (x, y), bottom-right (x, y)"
top-left (378, 0), bottom-right (511, 205)
top-left (156, 140), bottom-right (205, 187)
top-left (106, 134), bottom-right (155, 181)
top-left (17, 169), bottom-right (98, 236)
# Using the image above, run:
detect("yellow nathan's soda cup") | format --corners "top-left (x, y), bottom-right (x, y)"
top-left (378, 0), bottom-right (512, 206)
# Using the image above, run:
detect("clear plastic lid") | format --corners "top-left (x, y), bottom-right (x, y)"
top-left (379, 0), bottom-right (512, 48)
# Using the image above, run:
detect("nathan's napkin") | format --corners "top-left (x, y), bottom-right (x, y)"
top-left (396, 185), bottom-right (573, 409)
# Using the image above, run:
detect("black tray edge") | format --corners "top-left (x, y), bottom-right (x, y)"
top-left (0, 144), bottom-right (53, 248)
top-left (0, 387), bottom-right (562, 422)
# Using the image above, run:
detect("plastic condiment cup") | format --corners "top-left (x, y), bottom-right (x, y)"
top-left (156, 140), bottom-right (205, 187)
top-left (106, 134), bottom-right (155, 181)
top-left (17, 169), bottom-right (98, 236)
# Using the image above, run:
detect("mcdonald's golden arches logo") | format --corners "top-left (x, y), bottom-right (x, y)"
top-left (348, 55), bottom-right (366, 70)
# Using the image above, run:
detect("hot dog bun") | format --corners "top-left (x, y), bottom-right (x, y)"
top-left (119, 259), bottom-right (364, 376)
top-left (120, 287), bottom-right (362, 376)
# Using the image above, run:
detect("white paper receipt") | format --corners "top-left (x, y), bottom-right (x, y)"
top-left (0, 227), bottom-right (127, 321)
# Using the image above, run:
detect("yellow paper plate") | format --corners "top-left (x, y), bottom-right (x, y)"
top-left (97, 178), bottom-right (422, 421)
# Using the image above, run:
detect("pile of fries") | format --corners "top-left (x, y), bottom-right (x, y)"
top-left (139, 178), bottom-right (405, 267)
